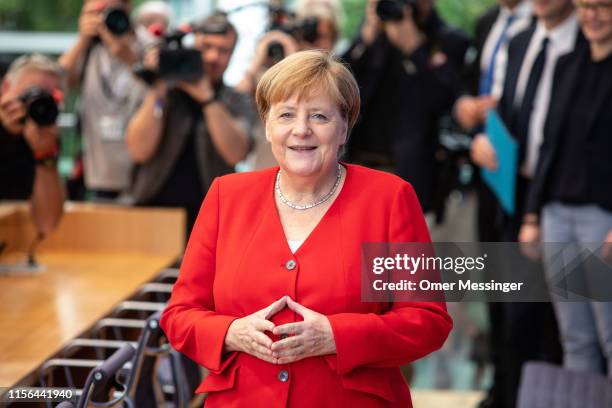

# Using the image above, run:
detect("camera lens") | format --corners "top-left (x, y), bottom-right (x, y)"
top-left (20, 87), bottom-right (59, 126)
top-left (267, 41), bottom-right (285, 61)
top-left (299, 17), bottom-right (319, 44)
top-left (104, 8), bottom-right (131, 36)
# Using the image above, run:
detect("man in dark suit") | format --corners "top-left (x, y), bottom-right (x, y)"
top-left (454, 3), bottom-right (532, 407)
top-left (478, 0), bottom-right (580, 238)
top-left (457, 0), bottom-right (533, 241)
top-left (522, 0), bottom-right (612, 377)
top-left (457, 0), bottom-right (533, 130)
top-left (342, 0), bottom-right (470, 213)
top-left (470, 1), bottom-right (580, 406)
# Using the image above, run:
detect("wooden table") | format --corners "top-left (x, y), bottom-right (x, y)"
top-left (0, 202), bottom-right (185, 387)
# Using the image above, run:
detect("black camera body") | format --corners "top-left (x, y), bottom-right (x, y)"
top-left (103, 7), bottom-right (131, 36)
top-left (133, 28), bottom-right (204, 84)
top-left (376, 0), bottom-right (419, 22)
top-left (157, 20), bottom-right (233, 82)
top-left (267, 12), bottom-right (320, 61)
top-left (19, 87), bottom-right (59, 127)
top-left (158, 30), bottom-right (204, 82)
top-left (134, 17), bottom-right (234, 85)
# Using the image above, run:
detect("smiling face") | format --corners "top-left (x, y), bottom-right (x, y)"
top-left (265, 92), bottom-right (347, 179)
top-left (575, 0), bottom-right (612, 44)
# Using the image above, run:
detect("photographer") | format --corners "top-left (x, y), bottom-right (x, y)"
top-left (59, 0), bottom-right (146, 200)
top-left (236, 0), bottom-right (343, 97)
top-left (343, 0), bottom-right (470, 212)
top-left (133, 1), bottom-right (172, 48)
top-left (0, 54), bottom-right (64, 236)
top-left (124, 12), bottom-right (256, 235)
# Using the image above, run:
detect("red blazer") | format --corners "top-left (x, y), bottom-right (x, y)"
top-left (160, 164), bottom-right (452, 407)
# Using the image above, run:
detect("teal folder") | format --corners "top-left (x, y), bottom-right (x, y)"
top-left (481, 110), bottom-right (518, 215)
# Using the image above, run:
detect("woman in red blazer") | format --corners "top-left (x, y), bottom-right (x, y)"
top-left (160, 50), bottom-right (452, 407)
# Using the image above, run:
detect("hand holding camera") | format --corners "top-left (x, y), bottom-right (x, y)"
top-left (383, 5), bottom-right (425, 55)
top-left (0, 99), bottom-right (26, 134)
top-left (254, 30), bottom-right (299, 70)
top-left (0, 86), bottom-right (59, 133)
top-left (177, 75), bottom-right (215, 106)
top-left (21, 87), bottom-right (60, 160)
top-left (79, 1), bottom-right (131, 39)
top-left (23, 121), bottom-right (59, 162)
top-left (361, 0), bottom-right (383, 45)
top-left (0, 87), bottom-right (60, 160)
top-left (78, 1), bottom-right (104, 39)
top-left (78, 1), bottom-right (135, 64)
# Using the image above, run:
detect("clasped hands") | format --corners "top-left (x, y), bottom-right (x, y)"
top-left (223, 296), bottom-right (336, 365)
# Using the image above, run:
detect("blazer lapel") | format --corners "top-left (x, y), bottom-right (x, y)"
top-left (544, 41), bottom-right (587, 147)
top-left (583, 62), bottom-right (612, 140)
top-left (502, 24), bottom-right (535, 131)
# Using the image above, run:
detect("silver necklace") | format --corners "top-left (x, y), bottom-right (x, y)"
top-left (276, 164), bottom-right (343, 210)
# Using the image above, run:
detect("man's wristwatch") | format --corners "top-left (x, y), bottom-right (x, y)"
top-left (34, 148), bottom-right (59, 169)
top-left (35, 155), bottom-right (58, 169)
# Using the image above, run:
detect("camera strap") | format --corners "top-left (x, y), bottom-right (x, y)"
top-left (93, 47), bottom-right (131, 104)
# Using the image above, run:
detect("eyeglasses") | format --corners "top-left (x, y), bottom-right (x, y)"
top-left (574, 0), bottom-right (612, 16)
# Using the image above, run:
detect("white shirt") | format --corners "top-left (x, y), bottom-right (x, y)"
top-left (514, 14), bottom-right (579, 177)
top-left (480, 1), bottom-right (533, 99)
top-left (288, 239), bottom-right (304, 254)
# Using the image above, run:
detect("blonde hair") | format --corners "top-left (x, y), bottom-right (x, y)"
top-left (5, 54), bottom-right (63, 84)
top-left (255, 50), bottom-right (360, 132)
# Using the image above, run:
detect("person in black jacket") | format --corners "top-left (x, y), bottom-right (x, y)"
top-left (124, 13), bottom-right (256, 236)
top-left (457, 0), bottom-right (533, 131)
top-left (342, 0), bottom-right (470, 212)
top-left (0, 54), bottom-right (64, 237)
top-left (476, 0), bottom-right (579, 239)
top-left (457, 0), bottom-right (533, 241)
top-left (454, 3), bottom-right (533, 407)
top-left (521, 0), bottom-right (612, 376)
top-left (472, 0), bottom-right (580, 406)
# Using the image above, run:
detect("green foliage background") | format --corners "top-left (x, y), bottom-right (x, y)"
top-left (0, 0), bottom-right (150, 31)
top-left (2, 0), bottom-right (496, 37)
top-left (342, 0), bottom-right (497, 39)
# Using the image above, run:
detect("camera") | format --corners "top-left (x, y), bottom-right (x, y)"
top-left (134, 24), bottom-right (208, 84)
top-left (19, 87), bottom-right (59, 127)
top-left (103, 7), bottom-right (131, 36)
top-left (134, 15), bottom-right (235, 85)
top-left (157, 28), bottom-right (204, 82)
top-left (266, 7), bottom-right (320, 61)
top-left (158, 19), bottom-right (232, 82)
top-left (376, 0), bottom-right (419, 22)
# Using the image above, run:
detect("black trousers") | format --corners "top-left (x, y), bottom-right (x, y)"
top-left (478, 176), bottom-right (562, 408)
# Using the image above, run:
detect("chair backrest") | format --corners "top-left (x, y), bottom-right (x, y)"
top-left (126, 310), bottom-right (170, 406)
top-left (128, 310), bottom-right (192, 408)
top-left (517, 362), bottom-right (612, 408)
top-left (78, 343), bottom-right (135, 408)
